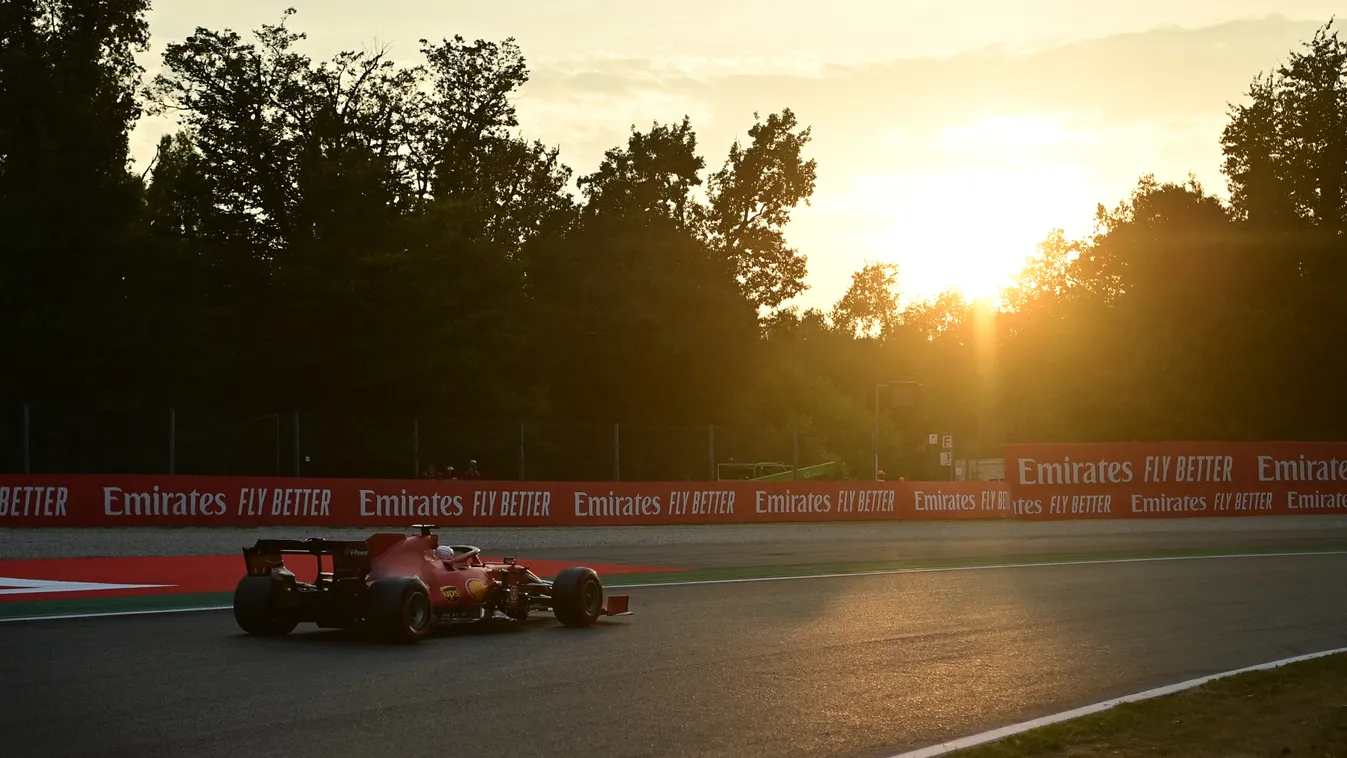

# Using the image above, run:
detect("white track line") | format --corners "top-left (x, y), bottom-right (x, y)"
top-left (1, 605), bottom-right (231, 623)
top-left (3, 549), bottom-right (1347, 623)
top-left (887, 645), bottom-right (1347, 758)
top-left (608, 549), bottom-right (1347, 589)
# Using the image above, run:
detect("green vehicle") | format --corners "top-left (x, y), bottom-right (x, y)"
top-left (715, 461), bottom-right (841, 482)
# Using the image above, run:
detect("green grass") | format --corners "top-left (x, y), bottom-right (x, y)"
top-left (949, 652), bottom-right (1347, 757)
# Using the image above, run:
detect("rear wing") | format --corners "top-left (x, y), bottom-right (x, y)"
top-left (243, 538), bottom-right (371, 578)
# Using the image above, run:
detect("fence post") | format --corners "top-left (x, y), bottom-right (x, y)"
top-left (707, 424), bottom-right (716, 481)
top-left (273, 414), bottom-right (280, 477)
top-left (293, 412), bottom-right (302, 477)
top-left (413, 416), bottom-right (420, 479)
top-left (22, 402), bottom-right (31, 474)
top-left (613, 423), bottom-right (621, 481)
top-left (872, 385), bottom-right (880, 481)
top-left (169, 408), bottom-right (176, 474)
top-left (792, 428), bottom-right (799, 481)
top-left (518, 421), bottom-right (526, 481)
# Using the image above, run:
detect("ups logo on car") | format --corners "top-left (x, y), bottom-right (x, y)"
top-left (440, 586), bottom-right (460, 602)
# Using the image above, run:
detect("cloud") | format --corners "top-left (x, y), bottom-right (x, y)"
top-left (506, 16), bottom-right (1322, 305)
top-left (520, 15), bottom-right (1319, 160)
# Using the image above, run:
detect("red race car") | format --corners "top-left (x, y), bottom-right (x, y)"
top-left (232, 524), bottom-right (631, 643)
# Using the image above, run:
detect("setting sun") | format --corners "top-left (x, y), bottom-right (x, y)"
top-left (860, 164), bottom-right (1091, 304)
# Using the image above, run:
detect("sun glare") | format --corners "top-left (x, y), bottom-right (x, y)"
top-left (861, 165), bottom-right (1089, 306)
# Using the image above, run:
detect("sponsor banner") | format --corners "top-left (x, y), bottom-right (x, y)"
top-left (0, 475), bottom-right (1012, 527)
top-left (908, 483), bottom-right (1013, 518)
top-left (1005, 442), bottom-right (1347, 519)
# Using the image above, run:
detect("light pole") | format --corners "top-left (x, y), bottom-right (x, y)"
top-left (873, 384), bottom-right (882, 481)
top-left (873, 381), bottom-right (921, 481)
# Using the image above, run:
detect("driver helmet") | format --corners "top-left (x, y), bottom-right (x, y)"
top-left (434, 545), bottom-right (456, 561)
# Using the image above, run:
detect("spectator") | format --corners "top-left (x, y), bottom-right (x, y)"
top-left (464, 460), bottom-right (482, 480)
top-left (422, 463), bottom-right (438, 479)
top-left (442, 465), bottom-right (456, 480)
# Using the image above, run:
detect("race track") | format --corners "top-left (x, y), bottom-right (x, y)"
top-left (6, 548), bottom-right (1347, 758)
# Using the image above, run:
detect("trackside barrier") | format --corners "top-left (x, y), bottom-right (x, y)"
top-left (1005, 441), bottom-right (1347, 519)
top-left (0, 475), bottom-right (1013, 527)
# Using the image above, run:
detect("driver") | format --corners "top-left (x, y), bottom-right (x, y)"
top-left (434, 545), bottom-right (458, 564)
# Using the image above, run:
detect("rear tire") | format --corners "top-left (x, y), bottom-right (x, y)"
top-left (367, 578), bottom-right (434, 643)
top-left (551, 567), bottom-right (603, 628)
top-left (233, 576), bottom-right (298, 636)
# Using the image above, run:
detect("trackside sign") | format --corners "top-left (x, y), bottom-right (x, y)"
top-left (0, 476), bottom-right (1011, 527)
top-left (1005, 441), bottom-right (1347, 519)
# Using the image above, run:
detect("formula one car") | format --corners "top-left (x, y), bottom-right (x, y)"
top-left (232, 525), bottom-right (631, 643)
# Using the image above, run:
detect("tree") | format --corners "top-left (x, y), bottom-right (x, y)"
top-left (147, 10), bottom-right (418, 264)
top-left (576, 108), bottom-right (818, 315)
top-left (145, 10), bottom-right (544, 411)
top-left (830, 261), bottom-right (900, 339)
top-left (1219, 21), bottom-right (1347, 436)
top-left (900, 289), bottom-right (970, 341)
top-left (706, 109), bottom-right (817, 311)
top-left (0, 0), bottom-right (153, 400)
top-left (1001, 230), bottom-right (1081, 320)
top-left (1077, 174), bottom-right (1233, 311)
top-left (577, 117), bottom-right (705, 227)
top-left (418, 35), bottom-right (576, 254)
top-left (1220, 74), bottom-right (1299, 229)
top-left (525, 212), bottom-right (758, 424)
top-left (1222, 20), bottom-right (1347, 230)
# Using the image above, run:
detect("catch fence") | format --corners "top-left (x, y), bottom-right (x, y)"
top-left (0, 404), bottom-right (982, 482)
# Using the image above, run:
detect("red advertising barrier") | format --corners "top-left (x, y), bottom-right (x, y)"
top-left (1005, 441), bottom-right (1347, 519)
top-left (0, 475), bottom-right (1013, 527)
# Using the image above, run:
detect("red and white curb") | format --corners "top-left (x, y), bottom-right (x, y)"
top-left (887, 645), bottom-right (1347, 758)
top-left (0, 577), bottom-right (172, 596)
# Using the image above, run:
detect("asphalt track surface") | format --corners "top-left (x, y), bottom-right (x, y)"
top-left (6, 551), bottom-right (1347, 758)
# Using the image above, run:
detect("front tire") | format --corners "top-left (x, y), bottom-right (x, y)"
top-left (367, 578), bottom-right (434, 643)
top-left (551, 567), bottom-right (604, 628)
top-left (233, 576), bottom-right (298, 636)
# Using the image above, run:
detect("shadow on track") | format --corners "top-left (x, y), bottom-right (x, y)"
top-left (223, 615), bottom-right (631, 650)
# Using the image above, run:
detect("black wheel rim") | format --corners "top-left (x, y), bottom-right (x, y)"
top-left (407, 593), bottom-right (430, 630)
top-left (583, 581), bottom-right (602, 614)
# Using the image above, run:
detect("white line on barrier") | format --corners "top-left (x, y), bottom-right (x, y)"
top-left (2, 549), bottom-right (1347, 623)
top-left (885, 645), bottom-right (1347, 758)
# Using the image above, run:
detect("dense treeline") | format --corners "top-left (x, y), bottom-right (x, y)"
top-left (3, 3), bottom-right (1347, 478)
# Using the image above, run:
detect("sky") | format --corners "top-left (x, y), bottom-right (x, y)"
top-left (129, 1), bottom-right (1344, 309)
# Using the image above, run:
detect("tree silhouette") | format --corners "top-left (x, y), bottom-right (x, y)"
top-left (0, 0), bottom-right (155, 402)
top-left (706, 109), bottom-right (817, 312)
top-left (831, 261), bottom-right (900, 339)
top-left (9, 9), bottom-right (1347, 477)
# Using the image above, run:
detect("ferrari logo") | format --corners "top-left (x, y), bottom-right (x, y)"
top-left (440, 586), bottom-right (460, 602)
